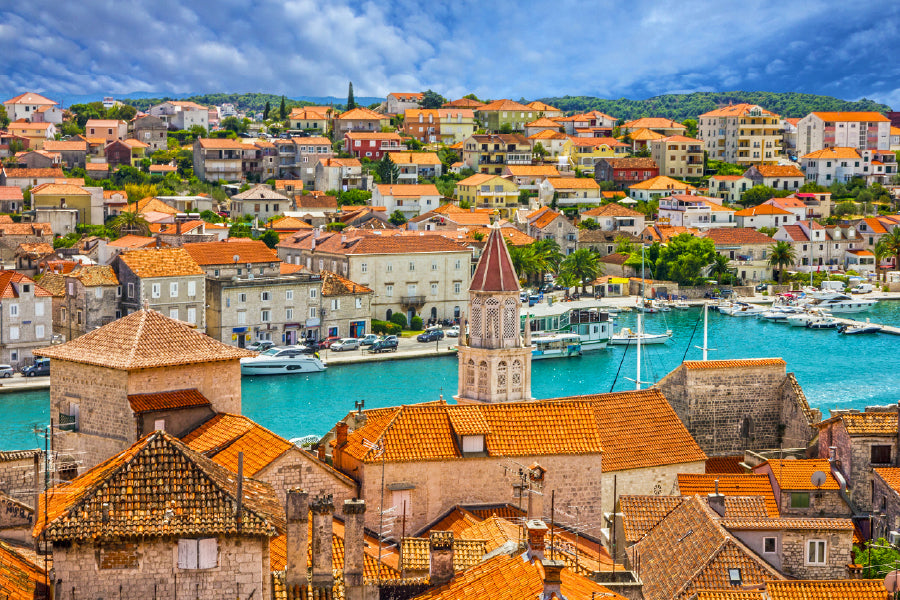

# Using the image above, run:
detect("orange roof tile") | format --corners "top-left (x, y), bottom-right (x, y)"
top-left (699, 104), bottom-right (779, 118)
top-left (30, 183), bottom-right (89, 196)
top-left (700, 228), bottom-right (776, 245)
top-left (196, 137), bottom-right (244, 149)
top-left (629, 175), bottom-right (696, 191)
top-left (0, 271), bottom-right (51, 299)
top-left (477, 98), bottom-right (532, 112)
top-left (761, 459), bottom-right (840, 491)
top-left (344, 131), bottom-right (401, 141)
top-left (529, 207), bottom-right (562, 230)
top-left (386, 151), bottom-right (441, 166)
top-left (623, 117), bottom-right (687, 129)
top-left (376, 183), bottom-right (440, 197)
top-left (821, 411), bottom-right (899, 436)
top-left (810, 111), bottom-right (890, 122)
top-left (442, 98), bottom-right (485, 109)
top-left (465, 226), bottom-right (534, 246)
top-left (582, 203), bottom-right (642, 218)
top-left (677, 474), bottom-right (779, 518)
top-left (320, 270), bottom-right (372, 295)
top-left (336, 107), bottom-right (384, 121)
top-left (802, 146), bottom-right (862, 160)
top-left (722, 516), bottom-right (854, 531)
top-left (683, 358), bottom-right (785, 370)
top-left (764, 580), bottom-right (888, 599)
top-left (706, 455), bottom-right (746, 474)
top-left (182, 239), bottom-right (277, 266)
top-left (628, 128), bottom-right (667, 141)
top-left (1, 168), bottom-right (65, 179)
top-left (0, 539), bottom-right (45, 600)
top-left (568, 136), bottom-right (628, 148)
top-left (117, 247), bottom-right (204, 277)
top-left (35, 309), bottom-right (253, 369)
top-left (128, 389), bottom-right (211, 413)
top-left (4, 92), bottom-right (56, 105)
top-left (107, 234), bottom-right (157, 249)
top-left (270, 526), bottom-right (402, 579)
top-left (546, 177), bottom-right (600, 190)
top-left (619, 495), bottom-right (684, 542)
top-left (734, 204), bottom-right (793, 216)
top-left (751, 165), bottom-right (804, 178)
top-left (696, 591), bottom-right (766, 600)
top-left (505, 165), bottom-right (560, 177)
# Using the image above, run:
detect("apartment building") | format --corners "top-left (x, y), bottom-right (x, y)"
top-left (475, 99), bottom-right (536, 132)
top-left (437, 108), bottom-right (476, 143)
top-left (386, 92), bottom-right (423, 115)
top-left (229, 184), bottom-right (292, 221)
top-left (795, 111), bottom-right (891, 157)
top-left (287, 106), bottom-right (333, 132)
top-left (744, 164), bottom-right (805, 192)
top-left (707, 174), bottom-right (753, 204)
top-left (343, 131), bottom-right (405, 161)
top-left (387, 151), bottom-right (442, 182)
top-left (401, 109), bottom-right (440, 143)
top-left (698, 103), bottom-right (783, 165)
top-left (650, 135), bottom-right (705, 179)
top-left (0, 271), bottom-right (53, 368)
top-left (800, 147), bottom-right (897, 185)
top-left (315, 157), bottom-right (364, 192)
top-left (273, 136), bottom-right (333, 184)
top-left (371, 184), bottom-right (442, 219)
top-left (149, 100), bottom-right (209, 130)
top-left (454, 173), bottom-right (520, 217)
top-left (461, 133), bottom-right (531, 175)
top-left (192, 138), bottom-right (244, 182)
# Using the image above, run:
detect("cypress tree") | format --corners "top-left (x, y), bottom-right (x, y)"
top-left (263, 101), bottom-right (270, 120)
top-left (347, 82), bottom-right (356, 110)
top-left (279, 95), bottom-right (286, 119)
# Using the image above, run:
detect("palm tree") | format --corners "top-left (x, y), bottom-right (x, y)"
top-left (874, 237), bottom-right (891, 282)
top-left (767, 241), bottom-right (797, 284)
top-left (555, 271), bottom-right (579, 297)
top-left (878, 228), bottom-right (900, 276)
top-left (507, 244), bottom-right (539, 286)
top-left (111, 211), bottom-right (150, 237)
top-left (709, 253), bottom-right (732, 285)
top-left (530, 238), bottom-right (563, 286)
top-left (560, 248), bottom-right (602, 294)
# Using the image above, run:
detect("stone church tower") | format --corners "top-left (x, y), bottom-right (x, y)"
top-left (455, 224), bottom-right (532, 404)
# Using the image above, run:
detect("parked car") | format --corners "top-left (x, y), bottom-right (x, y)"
top-left (359, 334), bottom-right (380, 346)
top-left (248, 340), bottom-right (276, 352)
top-left (22, 358), bottom-right (50, 377)
top-left (316, 336), bottom-right (342, 350)
top-left (0, 364), bottom-right (13, 378)
top-left (755, 283), bottom-right (768, 293)
top-left (417, 330), bottom-right (444, 342)
top-left (331, 338), bottom-right (360, 352)
top-left (370, 337), bottom-right (398, 353)
top-left (446, 326), bottom-right (460, 338)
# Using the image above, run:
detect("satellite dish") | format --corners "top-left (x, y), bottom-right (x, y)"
top-left (811, 471), bottom-right (827, 488)
top-left (885, 570), bottom-right (900, 593)
top-left (784, 455), bottom-right (797, 460)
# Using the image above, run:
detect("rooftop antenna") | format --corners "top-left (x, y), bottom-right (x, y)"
top-left (354, 399), bottom-right (365, 415)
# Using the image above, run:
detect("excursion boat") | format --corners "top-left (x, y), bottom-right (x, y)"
top-left (531, 333), bottom-right (583, 359)
top-left (240, 346), bottom-right (327, 375)
top-left (522, 300), bottom-right (612, 351)
top-left (609, 327), bottom-right (672, 345)
top-left (804, 292), bottom-right (879, 314)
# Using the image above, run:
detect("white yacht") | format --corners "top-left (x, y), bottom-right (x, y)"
top-left (786, 309), bottom-right (833, 327)
top-left (719, 302), bottom-right (767, 317)
top-left (531, 333), bottom-right (583, 360)
top-left (522, 300), bottom-right (612, 351)
top-left (240, 346), bottom-right (327, 375)
top-left (610, 327), bottom-right (672, 345)
top-left (805, 292), bottom-right (879, 314)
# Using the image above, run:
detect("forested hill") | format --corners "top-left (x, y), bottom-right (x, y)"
top-left (538, 92), bottom-right (891, 121)
top-left (122, 92), bottom-right (384, 113)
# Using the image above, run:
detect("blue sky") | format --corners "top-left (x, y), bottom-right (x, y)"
top-left (1, 0), bottom-right (899, 107)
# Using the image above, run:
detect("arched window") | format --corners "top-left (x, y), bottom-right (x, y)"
top-left (511, 359), bottom-right (522, 393)
top-left (740, 416), bottom-right (754, 439)
top-left (497, 361), bottom-right (507, 394)
top-left (503, 298), bottom-right (518, 341)
top-left (386, 309), bottom-right (392, 321)
top-left (478, 361), bottom-right (489, 396)
top-left (466, 359), bottom-right (475, 388)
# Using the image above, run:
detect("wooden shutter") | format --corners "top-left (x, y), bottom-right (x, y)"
top-left (178, 539), bottom-right (197, 569)
top-left (198, 538), bottom-right (218, 569)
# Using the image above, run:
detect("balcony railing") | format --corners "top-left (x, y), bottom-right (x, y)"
top-left (401, 295), bottom-right (425, 305)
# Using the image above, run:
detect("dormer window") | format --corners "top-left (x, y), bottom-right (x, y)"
top-left (461, 435), bottom-right (485, 453)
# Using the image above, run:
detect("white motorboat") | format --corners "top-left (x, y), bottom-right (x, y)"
top-left (673, 299), bottom-right (691, 310)
top-left (522, 300), bottom-right (612, 351)
top-left (240, 346), bottom-right (327, 375)
top-left (531, 333), bottom-right (583, 359)
top-left (786, 309), bottom-right (833, 327)
top-left (806, 317), bottom-right (840, 329)
top-left (759, 307), bottom-right (802, 322)
top-left (804, 292), bottom-right (879, 314)
top-left (610, 327), bottom-right (672, 345)
top-left (838, 323), bottom-right (882, 335)
top-left (720, 302), bottom-right (766, 317)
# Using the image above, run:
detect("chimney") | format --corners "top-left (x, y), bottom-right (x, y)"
top-left (285, 489), bottom-right (310, 590)
top-left (316, 443), bottom-right (326, 461)
top-left (155, 236), bottom-right (160, 248)
top-left (541, 559), bottom-right (565, 598)
top-left (708, 478), bottom-right (726, 517)
top-left (525, 519), bottom-right (549, 561)
top-left (176, 219), bottom-right (182, 235)
top-left (310, 493), bottom-right (335, 588)
top-left (527, 476), bottom-right (544, 521)
top-left (429, 531), bottom-right (454, 585)
top-left (342, 500), bottom-right (366, 600)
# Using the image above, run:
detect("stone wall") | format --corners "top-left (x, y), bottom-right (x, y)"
top-left (0, 451), bottom-right (40, 505)
top-left (779, 374), bottom-right (820, 449)
top-left (603, 460), bottom-right (705, 518)
top-left (0, 492), bottom-right (34, 544)
top-left (848, 434), bottom-right (895, 513)
top-left (780, 529), bottom-right (852, 580)
top-left (873, 472), bottom-right (900, 538)
top-left (52, 536), bottom-right (271, 600)
top-left (777, 488), bottom-right (852, 518)
top-left (126, 360), bottom-right (242, 417)
top-left (257, 448), bottom-right (357, 507)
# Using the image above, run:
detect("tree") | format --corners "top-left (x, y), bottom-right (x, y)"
top-left (376, 153), bottom-right (400, 184)
top-left (389, 210), bottom-right (407, 226)
top-left (0, 105), bottom-right (8, 128)
top-left (854, 538), bottom-right (900, 579)
top-left (709, 253), bottom-right (732, 284)
top-left (758, 226), bottom-right (777, 237)
top-left (263, 101), bottom-right (270, 121)
top-left (833, 200), bottom-right (858, 217)
top-left (614, 235), bottom-right (634, 254)
top-left (259, 229), bottom-right (280, 249)
top-left (878, 227), bottom-right (900, 273)
top-left (499, 123), bottom-right (513, 134)
top-left (532, 142), bottom-right (548, 159)
top-left (421, 89), bottom-right (446, 109)
top-left (874, 237), bottom-right (891, 281)
top-left (346, 82), bottom-right (356, 110)
top-left (682, 119), bottom-right (698, 138)
top-left (740, 185), bottom-right (777, 206)
top-left (626, 235), bottom-right (716, 285)
top-left (111, 211), bottom-right (150, 237)
top-left (279, 96), bottom-right (287, 120)
top-left (578, 218), bottom-right (600, 230)
top-left (389, 311), bottom-right (407, 329)
top-left (463, 93), bottom-right (483, 103)
top-left (337, 189), bottom-right (371, 206)
top-left (560, 248), bottom-right (601, 293)
top-left (199, 209), bottom-right (223, 223)
top-left (221, 116), bottom-right (247, 134)
top-left (767, 240), bottom-right (797, 284)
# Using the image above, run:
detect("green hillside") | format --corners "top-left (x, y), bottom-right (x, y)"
top-left (122, 93), bottom-right (316, 113)
top-left (538, 91), bottom-right (892, 122)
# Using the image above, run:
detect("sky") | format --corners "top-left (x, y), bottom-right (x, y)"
top-left (2, 0), bottom-right (899, 107)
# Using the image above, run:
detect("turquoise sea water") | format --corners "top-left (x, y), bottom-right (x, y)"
top-left (2, 301), bottom-right (899, 450)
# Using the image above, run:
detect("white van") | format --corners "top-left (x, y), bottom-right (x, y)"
top-left (850, 283), bottom-right (874, 294)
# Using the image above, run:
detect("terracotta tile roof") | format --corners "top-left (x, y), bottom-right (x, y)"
top-left (231, 184), bottom-right (290, 202)
top-left (751, 165), bottom-right (804, 178)
top-left (477, 98), bottom-right (532, 112)
top-left (67, 265), bottom-right (118, 286)
top-left (14, 242), bottom-right (53, 258)
top-left (628, 128), bottom-right (667, 141)
top-left (582, 203), bottom-right (642, 218)
top-left (505, 165), bottom-right (560, 177)
top-left (2, 168), bottom-right (65, 179)
top-left (117, 247), bottom-right (204, 278)
top-left (414, 552), bottom-right (622, 600)
top-left (344, 131), bottom-right (401, 141)
top-left (823, 412), bottom-right (900, 435)
top-left (340, 399), bottom-right (603, 463)
top-left (629, 175), bottom-right (696, 191)
top-left (319, 157), bottom-right (361, 168)
top-left (439, 212), bottom-right (492, 226)
top-left (107, 234), bottom-right (157, 249)
top-left (7, 122), bottom-right (52, 132)
top-left (619, 495), bottom-right (684, 542)
top-left (128, 389), bottom-right (211, 414)
top-left (761, 459), bottom-right (840, 491)
top-left (0, 222), bottom-right (51, 236)
top-left (31, 183), bottom-right (90, 197)
top-left (183, 413), bottom-right (293, 478)
top-left (84, 163), bottom-right (109, 171)
top-left (568, 136), bottom-right (628, 148)
top-left (442, 98), bottom-right (485, 108)
top-left (701, 228), bottom-right (776, 246)
top-left (623, 117), bottom-right (687, 129)
top-left (529, 129), bottom-right (568, 140)
top-left (530, 207), bottom-right (563, 230)
top-left (123, 197), bottom-right (179, 215)
top-left (149, 164), bottom-right (176, 173)
top-left (336, 107), bottom-right (384, 120)
top-left (295, 195), bottom-right (338, 210)
top-left (0, 271), bottom-right (51, 299)
top-left (802, 146), bottom-right (862, 160)
top-left (722, 516), bottom-right (854, 531)
top-left (36, 272), bottom-right (65, 297)
top-left (734, 204), bottom-right (793, 216)
top-left (465, 226), bottom-right (534, 246)
top-left (42, 140), bottom-right (87, 152)
top-left (677, 474), bottom-right (778, 517)
top-left (320, 270), bottom-right (372, 295)
top-left (469, 225), bottom-right (520, 292)
top-left (376, 183), bottom-right (440, 197)
top-left (196, 138), bottom-right (244, 149)
top-left (400, 537), bottom-right (487, 572)
top-left (0, 186), bottom-right (23, 201)
top-left (721, 496), bottom-right (770, 520)
top-left (386, 151), bottom-right (441, 166)
top-left (424, 506), bottom-right (483, 536)
top-left (546, 177), bottom-right (600, 190)
top-left (182, 239), bottom-right (277, 266)
top-left (35, 308), bottom-right (254, 369)
top-left (150, 220), bottom-right (204, 235)
top-left (561, 389), bottom-right (706, 471)
top-left (4, 92), bottom-right (56, 105)
top-left (525, 117), bottom-right (562, 128)
top-left (779, 224), bottom-right (809, 242)
top-left (709, 175), bottom-right (747, 181)
top-left (706, 455), bottom-right (746, 474)
top-left (700, 104), bottom-right (779, 118)
top-left (337, 234), bottom-right (470, 256)
top-left (764, 580), bottom-right (889, 599)
top-left (683, 358), bottom-right (785, 370)
top-left (287, 106), bottom-right (332, 120)
top-left (696, 591), bottom-right (766, 600)
top-left (34, 431), bottom-right (282, 542)
top-left (270, 216), bottom-right (314, 231)
top-left (810, 111), bottom-right (890, 122)
top-left (0, 539), bottom-right (45, 600)
top-left (628, 496), bottom-right (783, 600)
top-left (457, 515), bottom-right (521, 551)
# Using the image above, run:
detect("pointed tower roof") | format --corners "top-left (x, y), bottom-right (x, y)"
top-left (469, 225), bottom-right (520, 293)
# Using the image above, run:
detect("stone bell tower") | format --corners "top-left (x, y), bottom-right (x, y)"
top-left (455, 224), bottom-right (532, 404)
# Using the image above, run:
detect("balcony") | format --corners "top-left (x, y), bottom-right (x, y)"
top-left (401, 295), bottom-right (425, 305)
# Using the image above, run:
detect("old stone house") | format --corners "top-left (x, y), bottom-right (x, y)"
top-left (0, 449), bottom-right (41, 507)
top-left (40, 265), bottom-right (120, 341)
top-left (113, 247), bottom-right (207, 329)
top-left (320, 270), bottom-right (373, 339)
top-left (752, 459), bottom-right (852, 517)
top-left (131, 114), bottom-right (168, 152)
top-left (817, 407), bottom-right (899, 513)
top-left (0, 221), bottom-right (54, 262)
top-left (0, 271), bottom-right (53, 369)
top-left (657, 358), bottom-right (820, 457)
top-left (872, 468), bottom-right (900, 539)
top-left (523, 206), bottom-right (578, 255)
top-left (230, 184), bottom-right (292, 221)
top-left (34, 308), bottom-right (253, 471)
top-left (35, 430), bottom-right (281, 600)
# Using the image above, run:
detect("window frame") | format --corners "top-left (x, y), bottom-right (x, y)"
top-left (805, 539), bottom-right (827, 566)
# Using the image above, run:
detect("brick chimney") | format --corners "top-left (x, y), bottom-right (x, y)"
top-left (429, 531), bottom-right (455, 585)
top-left (525, 519), bottom-right (549, 561)
top-left (316, 443), bottom-right (326, 461)
top-left (541, 559), bottom-right (565, 597)
top-left (285, 489), bottom-right (309, 591)
top-left (342, 499), bottom-right (366, 600)
top-left (708, 479), bottom-right (726, 517)
top-left (333, 422), bottom-right (348, 470)
top-left (310, 493), bottom-right (335, 588)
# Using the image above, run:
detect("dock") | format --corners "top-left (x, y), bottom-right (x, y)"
top-left (832, 317), bottom-right (900, 336)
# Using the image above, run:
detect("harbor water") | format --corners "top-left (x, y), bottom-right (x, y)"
top-left (2, 300), bottom-right (899, 450)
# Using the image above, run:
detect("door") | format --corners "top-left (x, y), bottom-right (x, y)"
top-left (237, 335), bottom-right (245, 349)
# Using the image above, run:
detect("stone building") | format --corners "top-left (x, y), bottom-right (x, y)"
top-left (522, 207), bottom-right (578, 255)
top-left (752, 459), bottom-right (853, 517)
top-left (39, 265), bottom-right (120, 341)
top-left (131, 114), bottom-right (169, 152)
top-left (0, 271), bottom-right (53, 369)
top-left (872, 468), bottom-right (900, 539)
top-left (113, 247), bottom-right (207, 329)
top-left (0, 449), bottom-right (41, 506)
top-left (35, 430), bottom-right (281, 600)
top-left (0, 221), bottom-right (54, 262)
top-left (34, 309), bottom-right (253, 471)
top-left (229, 184), bottom-right (292, 221)
top-left (817, 407), bottom-right (899, 512)
top-left (656, 358), bottom-right (819, 457)
top-left (320, 270), bottom-right (373, 339)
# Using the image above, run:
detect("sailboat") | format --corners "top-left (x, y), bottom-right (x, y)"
top-left (613, 245), bottom-right (672, 344)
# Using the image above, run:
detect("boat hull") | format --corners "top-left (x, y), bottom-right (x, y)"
top-left (609, 334), bottom-right (671, 345)
top-left (241, 358), bottom-right (327, 375)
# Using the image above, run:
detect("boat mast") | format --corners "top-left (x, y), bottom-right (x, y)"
top-left (636, 311), bottom-right (642, 391)
top-left (703, 302), bottom-right (708, 361)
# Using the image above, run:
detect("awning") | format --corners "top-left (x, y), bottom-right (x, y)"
top-left (231, 327), bottom-right (248, 333)
top-left (305, 318), bottom-right (320, 327)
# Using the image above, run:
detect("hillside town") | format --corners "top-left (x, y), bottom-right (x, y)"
top-left (2, 84), bottom-right (900, 600)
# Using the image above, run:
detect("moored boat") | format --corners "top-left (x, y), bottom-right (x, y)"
top-left (522, 300), bottom-right (612, 351)
top-left (531, 333), bottom-right (583, 359)
top-left (803, 292), bottom-right (879, 314)
top-left (838, 323), bottom-right (882, 335)
top-left (609, 327), bottom-right (672, 345)
top-left (240, 346), bottom-right (327, 375)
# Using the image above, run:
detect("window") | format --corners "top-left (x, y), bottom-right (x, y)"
top-left (60, 308), bottom-right (67, 322)
top-left (361, 263), bottom-right (368, 273)
top-left (238, 293), bottom-right (247, 303)
top-left (764, 537), bottom-right (776, 553)
top-left (237, 311), bottom-right (246, 325)
top-left (213, 269), bottom-right (220, 277)
top-left (188, 281), bottom-right (196, 297)
top-left (261, 291), bottom-right (271, 302)
top-left (127, 282), bottom-right (134, 298)
top-left (178, 538), bottom-right (218, 570)
top-left (154, 419), bottom-right (165, 431)
top-left (151, 283), bottom-right (161, 298)
top-left (454, 282), bottom-right (461, 294)
top-left (95, 287), bottom-right (103, 299)
top-left (385, 284), bottom-right (393, 297)
top-left (331, 299), bottom-right (340, 310)
top-left (169, 308), bottom-right (178, 320)
top-left (310, 289), bottom-right (317, 299)
top-left (10, 326), bottom-right (20, 340)
top-left (431, 261), bottom-right (438, 271)
top-left (409, 261), bottom-right (415, 271)
top-left (454, 259), bottom-right (461, 270)
top-left (727, 568), bottom-right (742, 586)
top-left (261, 309), bottom-right (271, 322)
top-left (169, 282), bottom-right (178, 298)
top-left (117, 286), bottom-right (122, 297)
top-left (790, 492), bottom-right (810, 508)
top-left (872, 445), bottom-right (892, 464)
top-left (309, 307), bottom-right (317, 318)
top-left (391, 489), bottom-right (411, 520)
top-left (431, 283), bottom-right (438, 296)
top-left (187, 308), bottom-right (196, 324)
top-left (355, 297), bottom-right (362, 309)
top-left (806, 539), bottom-right (826, 565)
top-left (8, 304), bottom-right (17, 318)
top-left (462, 435), bottom-right (485, 453)
top-left (286, 308), bottom-right (293, 320)
top-left (35, 301), bottom-right (44, 316)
